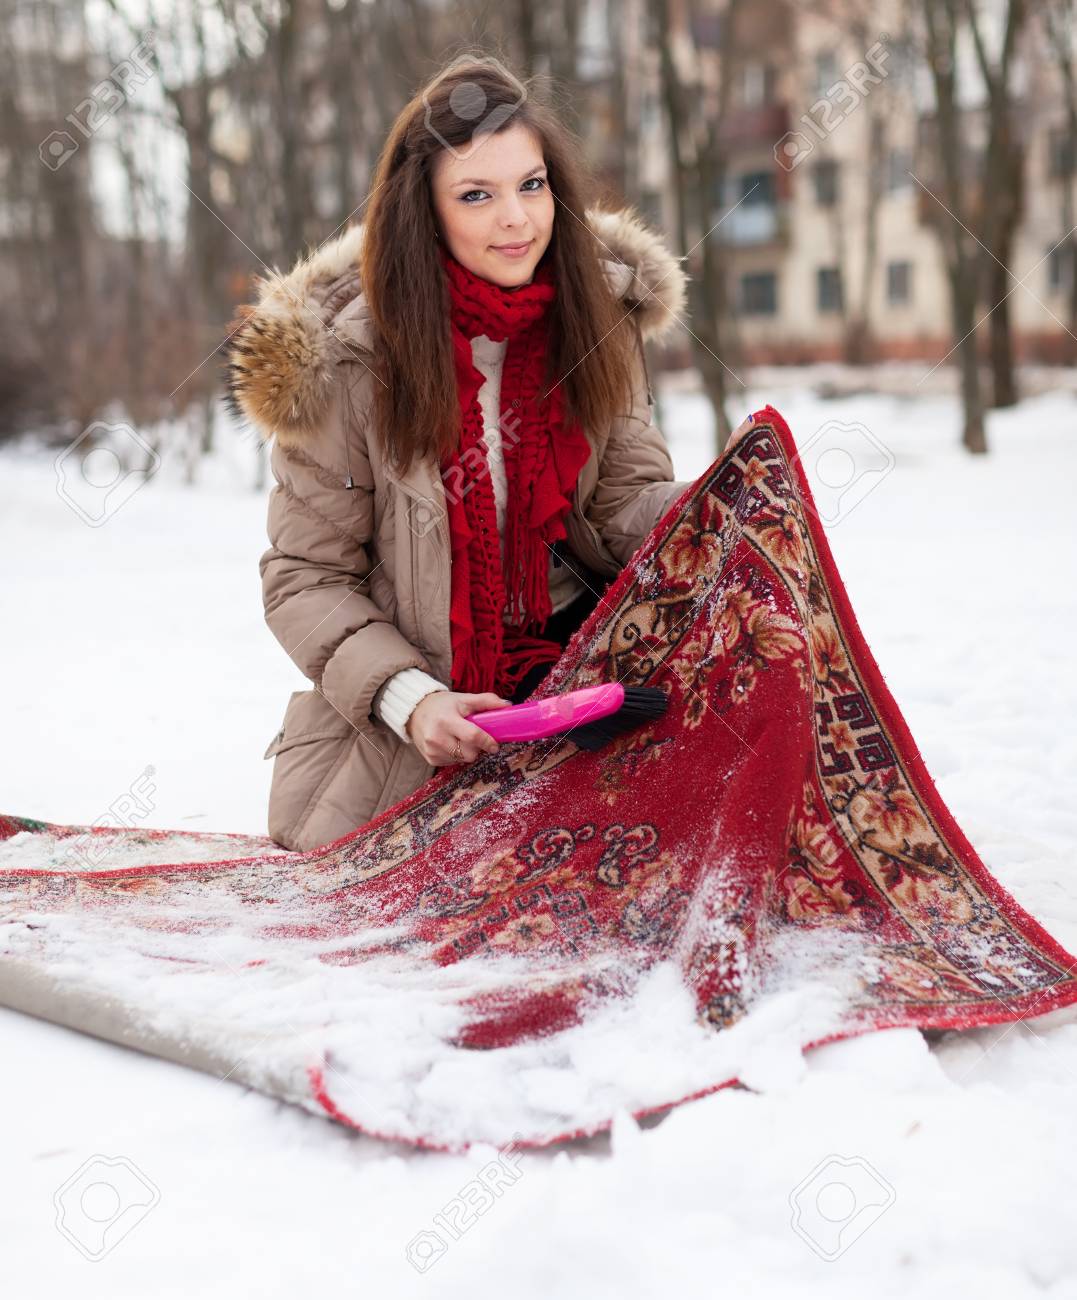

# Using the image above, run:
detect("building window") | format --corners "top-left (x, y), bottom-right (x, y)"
top-left (739, 170), bottom-right (776, 205)
top-left (886, 149), bottom-right (912, 192)
top-left (690, 12), bottom-right (722, 46)
top-left (813, 159), bottom-right (839, 206)
top-left (1049, 128), bottom-right (1075, 180)
top-left (814, 51), bottom-right (839, 98)
top-left (1047, 243), bottom-right (1074, 294)
top-left (741, 271), bottom-right (778, 315)
top-left (887, 260), bottom-right (912, 304)
top-left (817, 266), bottom-right (843, 313)
top-left (739, 61), bottom-right (774, 108)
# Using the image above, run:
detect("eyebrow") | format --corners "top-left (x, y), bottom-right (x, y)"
top-left (451, 165), bottom-right (548, 188)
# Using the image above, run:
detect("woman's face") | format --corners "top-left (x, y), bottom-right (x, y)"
top-left (430, 123), bottom-right (554, 289)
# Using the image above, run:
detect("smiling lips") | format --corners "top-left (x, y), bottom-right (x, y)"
top-left (491, 240), bottom-right (533, 258)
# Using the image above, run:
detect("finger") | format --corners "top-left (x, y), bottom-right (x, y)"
top-left (459, 718), bottom-right (499, 756)
top-left (432, 726), bottom-right (482, 764)
top-left (459, 692), bottom-right (513, 713)
top-left (442, 722), bottom-right (490, 762)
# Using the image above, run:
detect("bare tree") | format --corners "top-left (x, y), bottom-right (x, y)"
top-left (1044, 0), bottom-right (1077, 355)
top-left (0, 0), bottom-right (99, 437)
top-left (651, 0), bottom-right (738, 450)
top-left (922, 0), bottom-right (988, 453)
top-left (966, 0), bottom-right (1028, 408)
top-left (843, 2), bottom-right (909, 364)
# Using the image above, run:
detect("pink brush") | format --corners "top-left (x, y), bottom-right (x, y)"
top-left (469, 682), bottom-right (668, 751)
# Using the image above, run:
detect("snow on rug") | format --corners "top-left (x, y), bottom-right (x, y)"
top-left (2, 405), bottom-right (1074, 1154)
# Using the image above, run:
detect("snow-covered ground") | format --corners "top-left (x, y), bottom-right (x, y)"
top-left (2, 378), bottom-right (1076, 1298)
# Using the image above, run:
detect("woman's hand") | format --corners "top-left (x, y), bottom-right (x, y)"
top-left (406, 691), bottom-right (512, 765)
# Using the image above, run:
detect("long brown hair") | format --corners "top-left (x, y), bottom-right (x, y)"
top-left (360, 54), bottom-right (640, 476)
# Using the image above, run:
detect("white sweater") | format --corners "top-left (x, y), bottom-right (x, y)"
top-left (373, 332), bottom-right (588, 743)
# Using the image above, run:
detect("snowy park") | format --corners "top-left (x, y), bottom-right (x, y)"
top-left (2, 375), bottom-right (1076, 1298)
top-left (5, 3), bottom-right (1077, 1293)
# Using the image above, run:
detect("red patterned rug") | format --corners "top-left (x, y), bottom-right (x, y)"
top-left (2, 405), bottom-right (1074, 1153)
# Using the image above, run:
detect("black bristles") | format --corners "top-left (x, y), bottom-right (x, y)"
top-left (570, 686), bottom-right (669, 752)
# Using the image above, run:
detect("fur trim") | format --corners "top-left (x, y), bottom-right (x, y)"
top-left (584, 206), bottom-right (688, 342)
top-left (224, 206), bottom-right (688, 445)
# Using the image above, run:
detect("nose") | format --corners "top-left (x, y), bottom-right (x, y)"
top-left (498, 193), bottom-right (528, 229)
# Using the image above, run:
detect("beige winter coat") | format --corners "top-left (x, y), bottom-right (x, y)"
top-left (225, 205), bottom-right (690, 851)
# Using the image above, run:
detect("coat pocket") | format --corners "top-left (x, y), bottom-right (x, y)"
top-left (263, 690), bottom-right (357, 849)
top-left (263, 689), bottom-right (354, 759)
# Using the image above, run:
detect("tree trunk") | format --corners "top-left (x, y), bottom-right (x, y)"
top-left (951, 269), bottom-right (987, 453)
top-left (924, 0), bottom-right (989, 453)
top-left (653, 0), bottom-right (739, 451)
top-left (967, 0), bottom-right (1027, 408)
top-left (988, 260), bottom-right (1018, 408)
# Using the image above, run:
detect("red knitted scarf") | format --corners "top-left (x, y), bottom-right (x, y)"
top-left (438, 245), bottom-right (592, 697)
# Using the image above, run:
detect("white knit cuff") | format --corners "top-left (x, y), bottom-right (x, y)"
top-left (373, 668), bottom-right (449, 743)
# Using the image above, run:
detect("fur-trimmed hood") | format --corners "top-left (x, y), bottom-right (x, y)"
top-left (224, 206), bottom-right (688, 445)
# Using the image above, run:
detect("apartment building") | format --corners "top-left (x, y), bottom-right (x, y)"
top-left (635, 0), bottom-right (1076, 365)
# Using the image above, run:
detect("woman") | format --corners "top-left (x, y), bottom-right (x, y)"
top-left (225, 58), bottom-right (704, 852)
